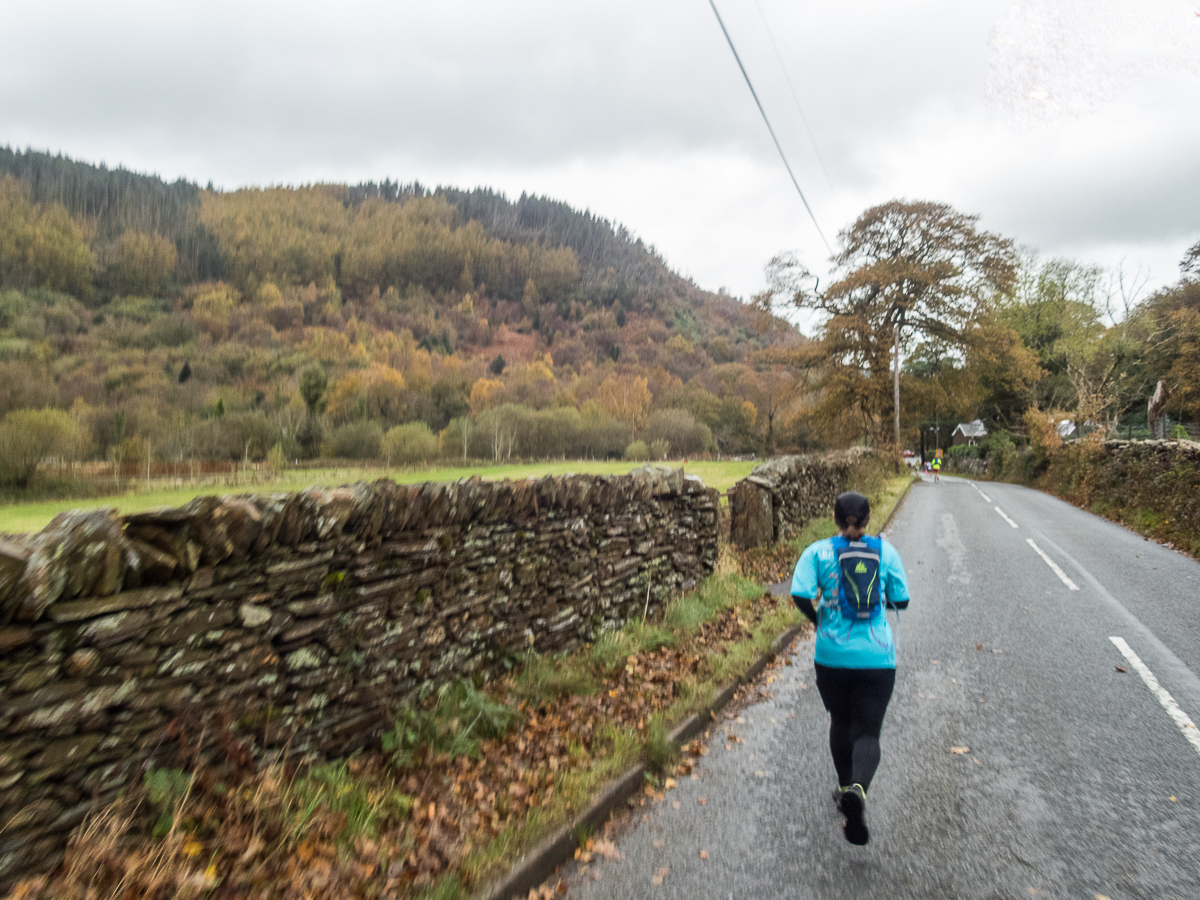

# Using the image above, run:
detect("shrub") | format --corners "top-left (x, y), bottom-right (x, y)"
top-left (624, 440), bottom-right (648, 461)
top-left (1023, 408), bottom-right (1063, 456)
top-left (0, 408), bottom-right (87, 486)
top-left (574, 403), bottom-right (631, 459)
top-left (143, 767), bottom-right (193, 837)
top-left (322, 420), bottom-right (383, 460)
top-left (266, 442), bottom-right (287, 473)
top-left (472, 403), bottom-right (532, 461)
top-left (188, 411), bottom-right (279, 461)
top-left (643, 408), bottom-right (712, 457)
top-left (382, 680), bottom-right (518, 767)
top-left (382, 421), bottom-right (438, 465)
top-left (440, 416), bottom-right (473, 460)
top-left (649, 438), bottom-right (670, 460)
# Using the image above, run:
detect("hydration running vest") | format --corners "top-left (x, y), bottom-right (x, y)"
top-left (832, 535), bottom-right (883, 621)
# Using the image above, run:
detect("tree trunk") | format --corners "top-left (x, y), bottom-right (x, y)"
top-left (1148, 380), bottom-right (1170, 440)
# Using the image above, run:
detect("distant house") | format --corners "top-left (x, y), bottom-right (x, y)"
top-left (952, 419), bottom-right (988, 446)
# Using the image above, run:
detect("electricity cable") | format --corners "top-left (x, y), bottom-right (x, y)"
top-left (706, 0), bottom-right (833, 255)
top-left (752, 0), bottom-right (838, 197)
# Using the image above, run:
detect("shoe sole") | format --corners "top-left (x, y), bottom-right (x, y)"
top-left (840, 790), bottom-right (869, 845)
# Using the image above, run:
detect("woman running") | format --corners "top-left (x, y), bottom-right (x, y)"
top-left (789, 490), bottom-right (910, 845)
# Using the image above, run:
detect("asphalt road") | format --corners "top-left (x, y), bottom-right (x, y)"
top-left (566, 475), bottom-right (1200, 900)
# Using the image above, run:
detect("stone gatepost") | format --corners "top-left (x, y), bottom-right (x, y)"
top-left (729, 478), bottom-right (774, 548)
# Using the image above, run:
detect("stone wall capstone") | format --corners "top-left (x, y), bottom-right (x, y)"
top-left (729, 449), bottom-right (874, 548)
top-left (0, 466), bottom-right (718, 886)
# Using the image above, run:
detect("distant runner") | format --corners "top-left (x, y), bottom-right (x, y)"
top-left (931, 456), bottom-right (941, 482)
top-left (789, 491), bottom-right (911, 845)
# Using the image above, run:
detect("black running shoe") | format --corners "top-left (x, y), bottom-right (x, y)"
top-left (839, 784), bottom-right (869, 845)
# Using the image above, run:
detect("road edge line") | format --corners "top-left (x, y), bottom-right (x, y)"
top-left (1109, 636), bottom-right (1200, 757)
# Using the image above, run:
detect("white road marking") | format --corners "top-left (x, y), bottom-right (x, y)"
top-left (994, 507), bottom-right (1019, 528)
top-left (1025, 538), bottom-right (1079, 590)
top-left (972, 484), bottom-right (993, 502)
top-left (1030, 532), bottom-right (1200, 707)
top-left (1110, 636), bottom-right (1200, 758)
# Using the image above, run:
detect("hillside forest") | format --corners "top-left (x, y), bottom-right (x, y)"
top-left (0, 146), bottom-right (1198, 493)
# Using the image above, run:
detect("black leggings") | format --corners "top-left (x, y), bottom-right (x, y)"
top-left (814, 664), bottom-right (896, 791)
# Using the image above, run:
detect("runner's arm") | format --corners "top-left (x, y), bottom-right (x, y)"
top-left (791, 594), bottom-right (818, 624)
top-left (789, 543), bottom-right (822, 625)
top-left (881, 541), bottom-right (911, 610)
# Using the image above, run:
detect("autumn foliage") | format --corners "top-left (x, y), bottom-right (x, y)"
top-left (0, 149), bottom-right (807, 491)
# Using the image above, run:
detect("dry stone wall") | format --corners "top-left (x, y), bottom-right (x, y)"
top-left (0, 466), bottom-right (718, 886)
top-left (729, 449), bottom-right (874, 548)
top-left (946, 457), bottom-right (990, 477)
top-left (1039, 439), bottom-right (1200, 556)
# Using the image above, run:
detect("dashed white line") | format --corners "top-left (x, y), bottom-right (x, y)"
top-left (972, 484), bottom-right (993, 502)
top-left (994, 507), bottom-right (1019, 528)
top-left (1026, 538), bottom-right (1079, 590)
top-left (1110, 636), bottom-right (1200, 758)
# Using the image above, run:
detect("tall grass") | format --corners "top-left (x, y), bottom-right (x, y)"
top-left (282, 761), bottom-right (414, 844)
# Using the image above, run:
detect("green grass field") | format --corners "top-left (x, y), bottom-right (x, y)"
top-left (0, 459), bottom-right (758, 535)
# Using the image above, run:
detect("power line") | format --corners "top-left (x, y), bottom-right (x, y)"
top-left (752, 0), bottom-right (838, 198)
top-left (706, 0), bottom-right (833, 256)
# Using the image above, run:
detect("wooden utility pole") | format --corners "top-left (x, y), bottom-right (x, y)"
top-left (893, 320), bottom-right (902, 449)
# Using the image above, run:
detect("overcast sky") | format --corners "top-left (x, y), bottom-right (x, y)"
top-left (3, 0), bottom-right (1198, 304)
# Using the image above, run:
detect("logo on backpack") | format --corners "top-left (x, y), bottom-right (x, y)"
top-left (834, 536), bottom-right (883, 621)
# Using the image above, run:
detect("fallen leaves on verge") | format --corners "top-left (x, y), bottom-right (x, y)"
top-left (527, 880), bottom-right (567, 899)
top-left (575, 837), bottom-right (623, 863)
top-left (950, 746), bottom-right (971, 755)
top-left (652, 866), bottom-right (670, 885)
top-left (8, 593), bottom-right (795, 900)
top-left (699, 850), bottom-right (709, 859)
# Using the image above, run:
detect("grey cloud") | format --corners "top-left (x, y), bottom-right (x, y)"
top-left (0, 0), bottom-right (1196, 296)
